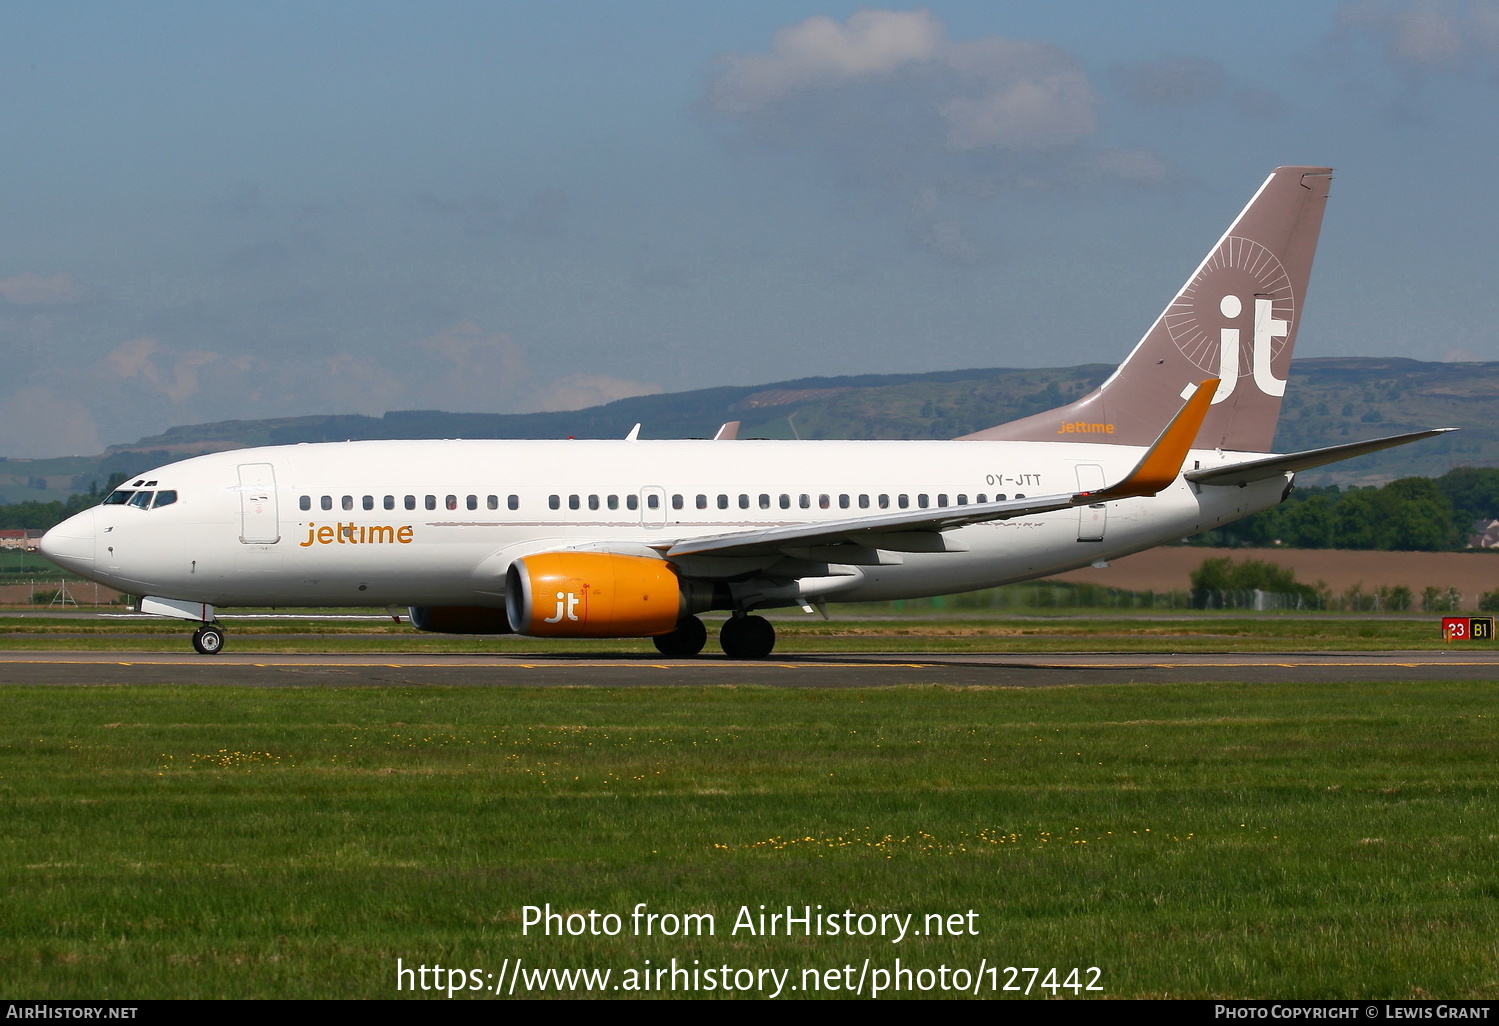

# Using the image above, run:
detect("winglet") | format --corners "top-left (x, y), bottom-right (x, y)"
top-left (1087, 379), bottom-right (1217, 500)
top-left (625, 423), bottom-right (642, 441)
top-left (713, 421), bottom-right (740, 440)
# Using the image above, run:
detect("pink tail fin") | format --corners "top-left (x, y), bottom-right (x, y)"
top-left (960, 166), bottom-right (1332, 453)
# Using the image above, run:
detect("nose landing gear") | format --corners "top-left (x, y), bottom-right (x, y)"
top-left (191, 623), bottom-right (226, 655)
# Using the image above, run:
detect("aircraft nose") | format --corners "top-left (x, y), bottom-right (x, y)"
top-left (40, 508), bottom-right (96, 571)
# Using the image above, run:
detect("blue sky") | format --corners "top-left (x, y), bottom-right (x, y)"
top-left (2, 1), bottom-right (1497, 455)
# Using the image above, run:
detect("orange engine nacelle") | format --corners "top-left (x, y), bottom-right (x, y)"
top-left (505, 552), bottom-right (686, 638)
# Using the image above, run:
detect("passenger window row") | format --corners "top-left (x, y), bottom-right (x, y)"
top-left (293, 490), bottom-right (1023, 516)
top-left (298, 494), bottom-right (521, 512)
top-left (541, 492), bottom-right (1016, 512)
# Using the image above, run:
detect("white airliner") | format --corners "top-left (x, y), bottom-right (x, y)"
top-left (41, 167), bottom-right (1446, 658)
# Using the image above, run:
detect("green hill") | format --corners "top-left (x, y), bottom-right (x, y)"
top-left (5, 357), bottom-right (1498, 503)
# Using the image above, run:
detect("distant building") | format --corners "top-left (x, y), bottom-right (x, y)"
top-left (0, 529), bottom-right (45, 551)
top-left (1468, 519), bottom-right (1499, 549)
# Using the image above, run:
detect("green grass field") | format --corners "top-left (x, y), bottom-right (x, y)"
top-left (0, 611), bottom-right (1466, 653)
top-left (3, 681), bottom-right (1497, 998)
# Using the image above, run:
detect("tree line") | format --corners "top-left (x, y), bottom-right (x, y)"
top-left (1189, 466), bottom-right (1499, 551)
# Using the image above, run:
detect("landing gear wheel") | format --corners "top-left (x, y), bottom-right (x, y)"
top-left (653, 615), bottom-right (707, 657)
top-left (192, 624), bottom-right (226, 655)
top-left (719, 614), bottom-right (775, 659)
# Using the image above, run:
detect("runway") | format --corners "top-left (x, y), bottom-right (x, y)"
top-left (3, 650), bottom-right (1498, 687)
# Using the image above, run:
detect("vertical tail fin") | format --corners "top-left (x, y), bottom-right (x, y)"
top-left (960, 166), bottom-right (1332, 452)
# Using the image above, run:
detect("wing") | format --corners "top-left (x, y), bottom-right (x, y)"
top-left (662, 378), bottom-right (1219, 559)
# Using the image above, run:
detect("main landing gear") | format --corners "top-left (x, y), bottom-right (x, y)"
top-left (191, 623), bottom-right (226, 655)
top-left (719, 613), bottom-right (776, 660)
top-left (650, 613), bottom-right (778, 659)
top-left (652, 615), bottom-right (707, 657)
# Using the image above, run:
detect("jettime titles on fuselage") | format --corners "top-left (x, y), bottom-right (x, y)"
top-left (299, 523), bottom-right (415, 546)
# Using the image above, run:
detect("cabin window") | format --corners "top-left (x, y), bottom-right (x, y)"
top-left (738, 494), bottom-right (749, 509)
top-left (759, 494), bottom-right (771, 510)
top-left (798, 494), bottom-right (810, 509)
top-left (977, 493), bottom-right (989, 503)
top-left (607, 494), bottom-right (619, 510)
top-left (445, 495), bottom-right (457, 510)
top-left (956, 494), bottom-right (968, 505)
top-left (858, 494), bottom-right (870, 509)
top-left (696, 494), bottom-right (708, 510)
top-left (898, 494), bottom-right (910, 509)
top-left (917, 494), bottom-right (928, 508)
top-left (937, 494), bottom-right (948, 507)
top-left (128, 491), bottom-right (154, 509)
top-left (487, 495), bottom-right (498, 510)
top-left (321, 496), bottom-right (333, 511)
top-left (627, 494), bottom-right (639, 511)
top-left (588, 494), bottom-right (599, 511)
top-left (878, 494), bottom-right (890, 509)
top-left (671, 494), bottom-right (683, 510)
top-left (647, 494), bottom-right (660, 510)
top-left (342, 495), bottom-right (353, 511)
top-left (779, 494), bottom-right (791, 510)
top-left (819, 494), bottom-right (830, 509)
top-left (548, 495), bottom-right (560, 510)
top-left (466, 495), bottom-right (477, 511)
top-left (568, 494), bottom-right (580, 510)
top-left (507, 495), bottom-right (519, 511)
top-left (384, 496), bottom-right (395, 510)
top-left (717, 494), bottom-right (729, 510)
top-left (153, 490), bottom-right (177, 509)
top-left (425, 495), bottom-right (437, 511)
top-left (1015, 493), bottom-right (1025, 500)
top-left (992, 493), bottom-right (1004, 501)
top-left (405, 495), bottom-right (416, 510)
top-left (299, 495), bottom-right (311, 511)
top-left (838, 494), bottom-right (849, 509)
top-left (362, 495), bottom-right (374, 510)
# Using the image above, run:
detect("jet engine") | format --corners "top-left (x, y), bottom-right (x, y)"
top-left (505, 552), bottom-right (712, 637)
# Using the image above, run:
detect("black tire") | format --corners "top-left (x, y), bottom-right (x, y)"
top-left (192, 624), bottom-right (226, 655)
top-left (719, 614), bottom-right (775, 659)
top-left (652, 615), bottom-right (707, 657)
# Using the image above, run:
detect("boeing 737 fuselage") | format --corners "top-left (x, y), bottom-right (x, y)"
top-left (40, 167), bottom-right (1448, 658)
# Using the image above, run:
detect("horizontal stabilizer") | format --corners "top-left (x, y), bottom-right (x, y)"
top-left (1185, 428), bottom-right (1455, 487)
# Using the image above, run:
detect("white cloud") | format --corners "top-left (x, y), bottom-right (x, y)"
top-left (709, 9), bottom-right (943, 112)
top-left (703, 9), bottom-right (1162, 262)
top-left (0, 272), bottom-right (83, 304)
top-left (0, 386), bottom-right (102, 457)
top-left (102, 337), bottom-right (220, 402)
top-left (1338, 0), bottom-right (1499, 70)
top-left (709, 11), bottom-right (1098, 153)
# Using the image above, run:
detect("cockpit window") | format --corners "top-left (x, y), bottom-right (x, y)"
top-left (102, 490), bottom-right (136, 506)
top-left (127, 491), bottom-right (155, 509)
top-left (153, 490), bottom-right (178, 509)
